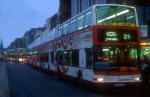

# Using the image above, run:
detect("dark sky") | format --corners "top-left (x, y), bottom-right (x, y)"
top-left (0, 0), bottom-right (59, 48)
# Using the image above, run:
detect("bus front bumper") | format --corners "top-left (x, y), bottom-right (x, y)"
top-left (91, 81), bottom-right (142, 88)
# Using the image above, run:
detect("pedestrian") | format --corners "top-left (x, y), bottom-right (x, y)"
top-left (141, 55), bottom-right (150, 87)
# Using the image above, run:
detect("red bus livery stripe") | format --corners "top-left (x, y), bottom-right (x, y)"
top-left (94, 71), bottom-right (140, 76)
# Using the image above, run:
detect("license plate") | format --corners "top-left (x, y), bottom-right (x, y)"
top-left (114, 84), bottom-right (125, 87)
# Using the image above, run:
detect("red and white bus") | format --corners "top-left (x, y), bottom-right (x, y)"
top-left (28, 4), bottom-right (142, 87)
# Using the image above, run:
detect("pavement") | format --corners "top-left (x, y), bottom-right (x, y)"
top-left (0, 61), bottom-right (10, 97)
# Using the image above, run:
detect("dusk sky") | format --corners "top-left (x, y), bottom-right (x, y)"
top-left (0, 0), bottom-right (59, 48)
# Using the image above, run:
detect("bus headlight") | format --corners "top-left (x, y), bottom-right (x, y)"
top-left (19, 58), bottom-right (23, 62)
top-left (134, 77), bottom-right (140, 81)
top-left (97, 77), bottom-right (104, 82)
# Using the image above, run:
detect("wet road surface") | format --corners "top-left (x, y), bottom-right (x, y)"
top-left (7, 62), bottom-right (150, 97)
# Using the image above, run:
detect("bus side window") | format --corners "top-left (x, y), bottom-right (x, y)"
top-left (61, 51), bottom-right (68, 65)
top-left (60, 50), bottom-right (79, 66)
top-left (56, 52), bottom-right (63, 64)
top-left (57, 27), bottom-right (62, 38)
top-left (76, 14), bottom-right (85, 30)
top-left (40, 53), bottom-right (49, 63)
top-left (86, 48), bottom-right (93, 68)
top-left (68, 51), bottom-right (73, 65)
top-left (63, 23), bottom-right (68, 35)
top-left (70, 19), bottom-right (76, 33)
top-left (72, 50), bottom-right (79, 66)
top-left (51, 52), bottom-right (54, 64)
top-left (67, 22), bottom-right (71, 34)
top-left (85, 10), bottom-right (92, 27)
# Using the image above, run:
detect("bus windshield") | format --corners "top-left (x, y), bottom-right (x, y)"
top-left (96, 5), bottom-right (136, 26)
top-left (94, 46), bottom-right (140, 70)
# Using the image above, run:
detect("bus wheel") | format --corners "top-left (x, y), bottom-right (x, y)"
top-left (77, 72), bottom-right (83, 86)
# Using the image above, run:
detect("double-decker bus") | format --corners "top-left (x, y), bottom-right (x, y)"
top-left (28, 4), bottom-right (141, 87)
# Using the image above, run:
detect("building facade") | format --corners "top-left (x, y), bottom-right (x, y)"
top-left (0, 40), bottom-right (4, 53)
top-left (71, 0), bottom-right (107, 17)
top-left (23, 28), bottom-right (45, 47)
top-left (138, 7), bottom-right (150, 39)
top-left (59, 0), bottom-right (71, 24)
top-left (0, 40), bottom-right (3, 50)
top-left (8, 38), bottom-right (25, 49)
top-left (8, 27), bottom-right (45, 49)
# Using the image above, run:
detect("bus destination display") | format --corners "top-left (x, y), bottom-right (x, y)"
top-left (98, 29), bottom-right (137, 43)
